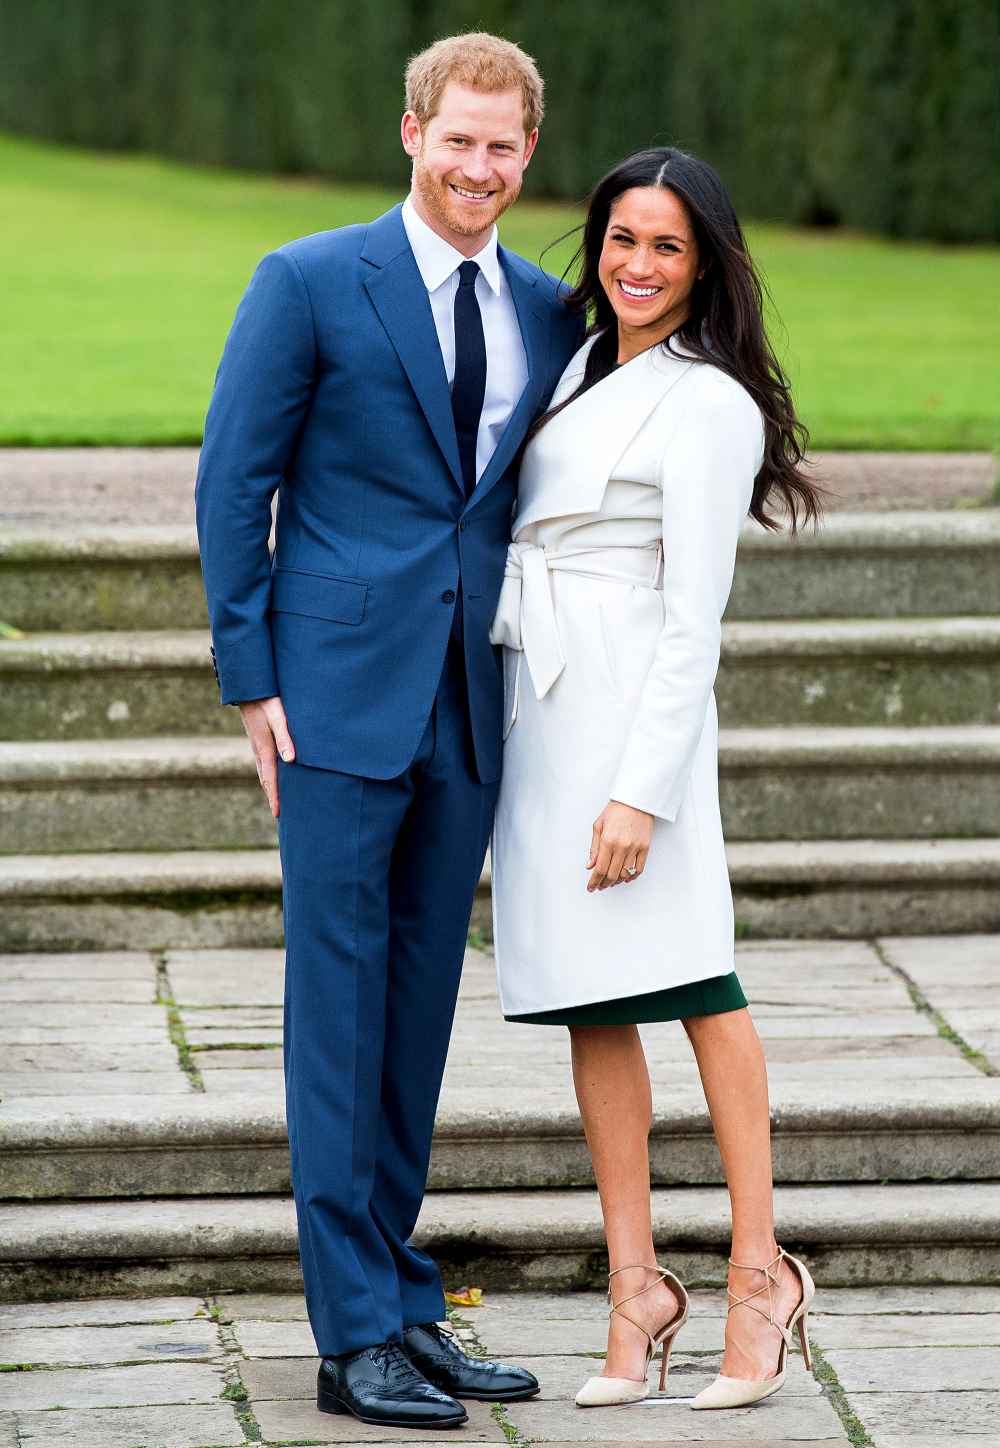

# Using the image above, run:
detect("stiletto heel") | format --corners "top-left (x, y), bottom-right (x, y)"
top-left (576, 1262), bottom-right (689, 1407)
top-left (797, 1311), bottom-right (813, 1371)
top-left (691, 1246), bottom-right (816, 1410)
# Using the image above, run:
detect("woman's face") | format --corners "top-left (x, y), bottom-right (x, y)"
top-left (597, 185), bottom-right (702, 345)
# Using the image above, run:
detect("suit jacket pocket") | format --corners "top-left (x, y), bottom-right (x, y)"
top-left (270, 568), bottom-right (368, 625)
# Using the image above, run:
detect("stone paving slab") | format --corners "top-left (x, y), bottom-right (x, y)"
top-left (0, 1025), bottom-right (169, 1045)
top-left (0, 1070), bottom-right (191, 1096)
top-left (813, 1311), bottom-right (1000, 1347)
top-left (0, 1320), bottom-right (221, 1367)
top-left (0, 951), bottom-right (154, 979)
top-left (3, 1043), bottom-right (179, 1072)
top-left (0, 1361), bottom-right (227, 1410)
top-left (0, 977), bottom-right (155, 1003)
top-left (0, 1296), bottom-right (207, 1328)
top-left (15, 1402), bottom-right (244, 1446)
top-left (824, 1343), bottom-right (1000, 1392)
top-left (850, 1390), bottom-right (999, 1438)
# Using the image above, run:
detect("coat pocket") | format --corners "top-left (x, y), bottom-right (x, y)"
top-left (270, 568), bottom-right (368, 625)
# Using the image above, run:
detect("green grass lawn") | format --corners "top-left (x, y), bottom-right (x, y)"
top-left (2, 131), bottom-right (997, 449)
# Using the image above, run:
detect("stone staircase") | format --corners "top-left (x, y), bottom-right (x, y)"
top-left (2, 509), bottom-right (999, 944)
top-left (1, 492), bottom-right (998, 1302)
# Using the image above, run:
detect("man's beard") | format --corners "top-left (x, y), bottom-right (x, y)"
top-left (413, 157), bottom-right (520, 237)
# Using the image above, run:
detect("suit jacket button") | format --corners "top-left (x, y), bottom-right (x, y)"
top-left (441, 590), bottom-right (456, 604)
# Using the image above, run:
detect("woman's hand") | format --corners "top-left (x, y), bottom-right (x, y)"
top-left (587, 801), bottom-right (654, 892)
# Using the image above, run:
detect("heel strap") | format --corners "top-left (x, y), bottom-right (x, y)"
top-left (606, 1263), bottom-right (675, 1356)
top-left (726, 1247), bottom-right (787, 1330)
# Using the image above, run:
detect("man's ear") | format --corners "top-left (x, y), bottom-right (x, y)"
top-left (522, 126), bottom-right (540, 169)
top-left (401, 110), bottom-right (422, 159)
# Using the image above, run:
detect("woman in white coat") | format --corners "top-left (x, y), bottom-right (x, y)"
top-left (490, 148), bottom-right (824, 1411)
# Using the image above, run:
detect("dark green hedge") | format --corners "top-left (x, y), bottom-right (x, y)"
top-left (0, 0), bottom-right (996, 240)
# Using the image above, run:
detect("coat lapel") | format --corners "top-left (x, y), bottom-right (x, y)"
top-left (465, 247), bottom-right (550, 512)
top-left (361, 206), bottom-right (464, 493)
top-left (513, 335), bottom-right (697, 534)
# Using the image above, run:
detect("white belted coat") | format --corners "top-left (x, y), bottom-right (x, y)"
top-left (489, 333), bottom-right (765, 1018)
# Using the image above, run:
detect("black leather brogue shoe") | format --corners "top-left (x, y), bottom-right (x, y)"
top-left (317, 1341), bottom-right (468, 1428)
top-left (402, 1320), bottom-right (541, 1402)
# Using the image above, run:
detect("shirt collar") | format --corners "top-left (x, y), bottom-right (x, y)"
top-left (402, 195), bottom-right (502, 297)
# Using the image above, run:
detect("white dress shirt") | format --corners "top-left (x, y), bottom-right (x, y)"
top-left (402, 195), bottom-right (528, 484)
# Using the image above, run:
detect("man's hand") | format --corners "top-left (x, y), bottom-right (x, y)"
top-left (586, 801), bottom-right (653, 892)
top-left (239, 697), bottom-right (295, 819)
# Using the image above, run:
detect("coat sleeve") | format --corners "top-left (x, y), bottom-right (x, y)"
top-left (194, 250), bottom-right (317, 705)
top-left (609, 375), bottom-right (764, 821)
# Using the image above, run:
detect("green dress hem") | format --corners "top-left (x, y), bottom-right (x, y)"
top-left (504, 970), bottom-right (747, 1026)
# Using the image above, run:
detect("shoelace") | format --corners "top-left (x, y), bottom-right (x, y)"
top-left (369, 1341), bottom-right (423, 1384)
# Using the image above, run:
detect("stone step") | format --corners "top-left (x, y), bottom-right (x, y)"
top-left (0, 1181), bottom-right (995, 1300)
top-left (1, 839), bottom-right (998, 949)
top-left (4, 511), bottom-right (1000, 631)
top-left (2, 727), bottom-right (998, 853)
top-left (3, 1079), bottom-right (997, 1202)
top-left (2, 618), bottom-right (998, 740)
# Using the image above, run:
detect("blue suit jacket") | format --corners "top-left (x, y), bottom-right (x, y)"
top-left (195, 204), bottom-right (582, 784)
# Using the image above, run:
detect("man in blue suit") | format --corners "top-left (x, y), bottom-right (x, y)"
top-left (196, 32), bottom-right (581, 1431)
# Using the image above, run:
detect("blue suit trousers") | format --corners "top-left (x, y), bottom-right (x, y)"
top-left (277, 635), bottom-right (498, 1356)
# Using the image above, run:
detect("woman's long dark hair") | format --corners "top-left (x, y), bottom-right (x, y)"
top-left (535, 147), bottom-right (821, 531)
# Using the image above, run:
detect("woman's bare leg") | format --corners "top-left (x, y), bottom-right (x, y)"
top-left (683, 1007), bottom-right (802, 1379)
top-left (569, 1023), bottom-right (681, 1380)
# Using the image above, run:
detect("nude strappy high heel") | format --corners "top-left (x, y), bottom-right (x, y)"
top-left (691, 1246), bottom-right (815, 1410)
top-left (575, 1262), bottom-right (689, 1407)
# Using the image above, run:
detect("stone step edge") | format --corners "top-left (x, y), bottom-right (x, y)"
top-left (3, 840), bottom-right (1000, 899)
top-left (4, 509), bottom-right (1000, 561)
top-left (4, 618), bottom-right (1000, 671)
top-left (4, 1082), bottom-right (999, 1154)
top-left (1, 1184), bottom-right (995, 1265)
top-left (2, 725), bottom-right (999, 783)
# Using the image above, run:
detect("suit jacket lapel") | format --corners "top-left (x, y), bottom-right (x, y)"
top-left (466, 247), bottom-right (549, 511)
top-left (362, 206), bottom-right (465, 493)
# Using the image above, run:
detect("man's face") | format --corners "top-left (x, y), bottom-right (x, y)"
top-left (402, 81), bottom-right (538, 245)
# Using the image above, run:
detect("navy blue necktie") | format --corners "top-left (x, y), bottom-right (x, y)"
top-left (451, 260), bottom-right (487, 499)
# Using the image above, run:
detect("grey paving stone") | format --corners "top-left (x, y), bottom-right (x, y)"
top-left (3, 1005), bottom-right (165, 1029)
top-left (0, 1297), bottom-right (207, 1329)
top-left (825, 1343), bottom-right (1000, 1392)
top-left (2, 1044), bottom-right (179, 1072)
top-left (0, 979), bottom-right (154, 1004)
top-left (0, 1361), bottom-right (226, 1410)
top-left (166, 949), bottom-right (284, 1007)
top-left (196, 1048), bottom-right (283, 1070)
top-left (202, 1068), bottom-right (285, 1093)
top-left (874, 1438), bottom-right (998, 1448)
top-left (505, 1391), bottom-right (844, 1440)
top-left (0, 1416), bottom-right (15, 1448)
top-left (751, 1013), bottom-right (935, 1039)
top-left (215, 1292), bottom-right (307, 1322)
top-left (232, 1318), bottom-right (316, 1357)
top-left (811, 1285), bottom-right (1000, 1315)
top-left (0, 1026), bottom-right (169, 1045)
top-left (251, 1395), bottom-right (506, 1442)
top-left (879, 934), bottom-right (1000, 984)
top-left (185, 1027), bottom-right (283, 1046)
top-left (14, 1401), bottom-right (244, 1446)
top-left (240, 1355), bottom-right (315, 1399)
top-left (853, 1390), bottom-right (998, 1438)
top-left (812, 1312), bottom-right (1000, 1348)
top-left (0, 1319), bottom-right (221, 1367)
top-left (0, 1071), bottom-right (190, 1096)
top-left (179, 1007), bottom-right (282, 1030)
top-left (0, 952), bottom-right (154, 980)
